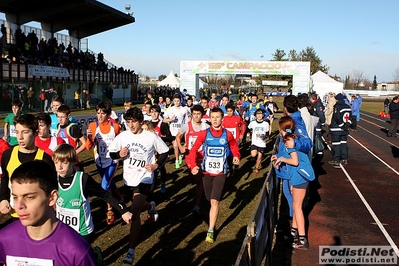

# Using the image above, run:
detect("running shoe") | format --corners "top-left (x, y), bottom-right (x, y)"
top-left (93, 247), bottom-right (105, 266)
top-left (123, 252), bottom-right (134, 264)
top-left (106, 209), bottom-right (115, 225)
top-left (293, 238), bottom-right (309, 250)
top-left (328, 160), bottom-right (340, 166)
top-left (175, 161), bottom-right (180, 169)
top-left (192, 205), bottom-right (200, 216)
top-left (147, 201), bottom-right (159, 222)
top-left (205, 231), bottom-right (214, 243)
top-left (178, 154), bottom-right (183, 165)
top-left (340, 159), bottom-right (348, 165)
top-left (160, 182), bottom-right (166, 193)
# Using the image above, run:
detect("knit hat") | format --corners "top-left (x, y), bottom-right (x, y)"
top-left (335, 93), bottom-right (345, 100)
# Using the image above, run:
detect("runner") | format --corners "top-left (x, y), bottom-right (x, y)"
top-left (248, 109), bottom-right (269, 174)
top-left (175, 105), bottom-right (209, 215)
top-left (0, 160), bottom-right (97, 265)
top-left (163, 94), bottom-right (191, 169)
top-left (86, 101), bottom-right (124, 225)
top-left (53, 143), bottom-right (132, 242)
top-left (150, 104), bottom-right (173, 193)
top-left (108, 107), bottom-right (169, 265)
top-left (0, 114), bottom-right (54, 218)
top-left (35, 112), bottom-right (65, 156)
top-left (222, 103), bottom-right (246, 145)
top-left (3, 99), bottom-right (23, 146)
top-left (186, 107), bottom-right (240, 243)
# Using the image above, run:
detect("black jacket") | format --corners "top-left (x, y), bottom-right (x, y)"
top-left (330, 100), bottom-right (352, 135)
top-left (389, 101), bottom-right (399, 120)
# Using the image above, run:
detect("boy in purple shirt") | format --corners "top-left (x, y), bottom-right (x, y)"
top-left (0, 160), bottom-right (97, 266)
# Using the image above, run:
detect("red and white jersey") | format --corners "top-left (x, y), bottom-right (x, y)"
top-left (222, 115), bottom-right (245, 142)
top-left (154, 120), bottom-right (164, 137)
top-left (201, 109), bottom-right (210, 123)
top-left (209, 99), bottom-right (219, 109)
top-left (184, 121), bottom-right (209, 151)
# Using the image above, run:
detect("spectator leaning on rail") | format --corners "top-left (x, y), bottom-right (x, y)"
top-left (328, 93), bottom-right (352, 166)
top-left (275, 95), bottom-right (313, 218)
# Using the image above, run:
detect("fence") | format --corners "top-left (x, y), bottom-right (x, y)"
top-left (235, 137), bottom-right (280, 266)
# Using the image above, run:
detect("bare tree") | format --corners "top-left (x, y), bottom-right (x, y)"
top-left (349, 70), bottom-right (367, 88)
top-left (393, 67), bottom-right (399, 91)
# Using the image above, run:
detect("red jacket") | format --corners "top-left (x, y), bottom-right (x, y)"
top-left (186, 127), bottom-right (240, 175)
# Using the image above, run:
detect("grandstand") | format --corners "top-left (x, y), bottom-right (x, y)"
top-left (0, 0), bottom-right (138, 110)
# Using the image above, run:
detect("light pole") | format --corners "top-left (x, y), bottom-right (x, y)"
top-left (215, 74), bottom-right (218, 90)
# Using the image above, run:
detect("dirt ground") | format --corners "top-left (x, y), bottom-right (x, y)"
top-left (0, 134), bottom-right (277, 265)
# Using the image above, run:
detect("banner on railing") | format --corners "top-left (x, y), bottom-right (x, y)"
top-left (28, 65), bottom-right (70, 78)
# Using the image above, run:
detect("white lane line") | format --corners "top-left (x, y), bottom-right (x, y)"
top-left (357, 125), bottom-right (399, 149)
top-left (361, 112), bottom-right (387, 122)
top-left (339, 163), bottom-right (399, 258)
top-left (324, 136), bottom-right (399, 257)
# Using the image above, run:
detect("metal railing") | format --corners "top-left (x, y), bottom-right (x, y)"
top-left (235, 137), bottom-right (280, 266)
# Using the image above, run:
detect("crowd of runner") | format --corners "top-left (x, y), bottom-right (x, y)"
top-left (0, 89), bottom-right (357, 264)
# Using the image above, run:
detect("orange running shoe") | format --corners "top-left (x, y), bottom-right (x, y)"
top-left (106, 209), bottom-right (115, 225)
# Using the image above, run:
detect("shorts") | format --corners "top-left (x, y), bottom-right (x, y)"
top-left (203, 174), bottom-right (226, 201)
top-left (97, 163), bottom-right (118, 191)
top-left (250, 145), bottom-right (266, 154)
top-left (125, 183), bottom-right (152, 198)
top-left (190, 169), bottom-right (204, 185)
top-left (293, 181), bottom-right (309, 189)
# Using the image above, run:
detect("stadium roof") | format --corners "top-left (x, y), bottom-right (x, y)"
top-left (0, 0), bottom-right (135, 39)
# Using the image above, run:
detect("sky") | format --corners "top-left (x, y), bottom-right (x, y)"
top-left (1, 0), bottom-right (399, 82)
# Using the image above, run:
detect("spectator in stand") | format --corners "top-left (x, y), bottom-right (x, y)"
top-left (81, 89), bottom-right (87, 110)
top-left (85, 89), bottom-right (91, 109)
top-left (26, 87), bottom-right (35, 111)
top-left (39, 88), bottom-right (46, 111)
top-left (74, 89), bottom-right (81, 109)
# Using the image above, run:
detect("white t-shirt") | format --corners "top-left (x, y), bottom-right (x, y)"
top-left (164, 106), bottom-right (191, 136)
top-left (109, 129), bottom-right (169, 186)
top-left (248, 120), bottom-right (269, 148)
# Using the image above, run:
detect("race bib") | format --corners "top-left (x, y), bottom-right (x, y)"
top-left (56, 206), bottom-right (80, 232)
top-left (97, 140), bottom-right (110, 158)
top-left (10, 125), bottom-right (16, 137)
top-left (204, 157), bottom-right (224, 174)
top-left (188, 136), bottom-right (198, 150)
top-left (226, 128), bottom-right (237, 139)
top-left (170, 123), bottom-right (182, 136)
top-left (7, 255), bottom-right (53, 266)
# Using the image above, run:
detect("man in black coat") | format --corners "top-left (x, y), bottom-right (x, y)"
top-left (328, 93), bottom-right (352, 166)
top-left (387, 96), bottom-right (399, 137)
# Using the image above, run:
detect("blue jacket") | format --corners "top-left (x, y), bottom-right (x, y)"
top-left (351, 97), bottom-right (361, 116)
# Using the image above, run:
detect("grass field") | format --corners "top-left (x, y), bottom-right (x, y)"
top-left (0, 95), bottom-right (391, 265)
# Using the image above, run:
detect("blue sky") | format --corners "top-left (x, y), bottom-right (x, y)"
top-left (2, 0), bottom-right (399, 82)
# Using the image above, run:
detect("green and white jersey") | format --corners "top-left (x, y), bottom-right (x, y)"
top-left (56, 171), bottom-right (94, 236)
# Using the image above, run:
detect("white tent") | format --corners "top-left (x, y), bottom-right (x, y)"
top-left (199, 79), bottom-right (208, 89)
top-left (158, 70), bottom-right (180, 88)
top-left (311, 71), bottom-right (343, 97)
